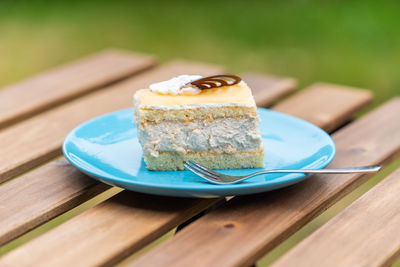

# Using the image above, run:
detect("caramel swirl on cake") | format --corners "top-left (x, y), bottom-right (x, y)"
top-left (189, 74), bottom-right (242, 89)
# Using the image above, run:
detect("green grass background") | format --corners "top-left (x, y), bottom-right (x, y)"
top-left (1, 0), bottom-right (400, 266)
top-left (1, 0), bottom-right (399, 104)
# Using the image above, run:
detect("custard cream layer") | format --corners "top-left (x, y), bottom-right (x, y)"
top-left (134, 81), bottom-right (257, 123)
top-left (138, 117), bottom-right (263, 157)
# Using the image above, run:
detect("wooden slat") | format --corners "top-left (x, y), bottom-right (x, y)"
top-left (0, 49), bottom-right (156, 129)
top-left (0, 84), bottom-right (372, 267)
top-left (273, 167), bottom-right (400, 267)
top-left (242, 73), bottom-right (297, 107)
top-left (0, 61), bottom-right (223, 184)
top-left (0, 73), bottom-right (297, 246)
top-left (273, 83), bottom-right (372, 132)
top-left (128, 98), bottom-right (400, 267)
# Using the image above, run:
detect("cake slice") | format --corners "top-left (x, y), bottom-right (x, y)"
top-left (133, 74), bottom-right (264, 171)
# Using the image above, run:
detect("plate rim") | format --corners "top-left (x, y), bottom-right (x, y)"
top-left (62, 108), bottom-right (336, 193)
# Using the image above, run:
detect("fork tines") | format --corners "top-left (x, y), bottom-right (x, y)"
top-left (184, 160), bottom-right (220, 180)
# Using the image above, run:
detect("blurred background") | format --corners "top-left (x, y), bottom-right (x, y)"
top-left (1, 0), bottom-right (399, 266)
top-left (0, 0), bottom-right (399, 106)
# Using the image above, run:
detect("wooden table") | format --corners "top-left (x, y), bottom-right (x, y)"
top-left (0, 49), bottom-right (399, 267)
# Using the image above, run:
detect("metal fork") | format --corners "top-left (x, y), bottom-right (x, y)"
top-left (184, 160), bottom-right (382, 185)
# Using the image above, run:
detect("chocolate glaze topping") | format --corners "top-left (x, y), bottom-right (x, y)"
top-left (189, 74), bottom-right (242, 90)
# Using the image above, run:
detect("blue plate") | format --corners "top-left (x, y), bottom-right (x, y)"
top-left (63, 108), bottom-right (335, 198)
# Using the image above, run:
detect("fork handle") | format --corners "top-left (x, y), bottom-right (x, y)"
top-left (253, 165), bottom-right (382, 176)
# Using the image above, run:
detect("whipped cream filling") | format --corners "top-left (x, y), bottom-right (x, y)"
top-left (138, 117), bottom-right (262, 157)
top-left (149, 75), bottom-right (203, 95)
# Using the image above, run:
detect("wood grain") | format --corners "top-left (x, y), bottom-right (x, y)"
top-left (0, 158), bottom-right (110, 246)
top-left (0, 72), bottom-right (297, 246)
top-left (274, 83), bottom-right (373, 132)
top-left (128, 98), bottom-right (400, 267)
top-left (273, 167), bottom-right (400, 267)
top-left (0, 84), bottom-right (373, 267)
top-left (242, 73), bottom-right (297, 107)
top-left (0, 192), bottom-right (219, 267)
top-left (0, 49), bottom-right (156, 129)
top-left (0, 60), bottom-right (223, 184)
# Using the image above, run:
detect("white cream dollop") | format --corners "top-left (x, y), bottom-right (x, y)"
top-left (149, 75), bottom-right (203, 95)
